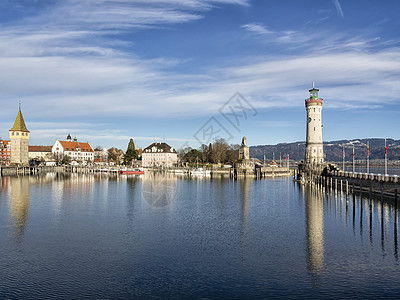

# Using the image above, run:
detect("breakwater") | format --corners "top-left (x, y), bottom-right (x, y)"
top-left (0, 166), bottom-right (63, 176)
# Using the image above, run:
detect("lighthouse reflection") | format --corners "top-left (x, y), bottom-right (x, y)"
top-left (303, 185), bottom-right (325, 281)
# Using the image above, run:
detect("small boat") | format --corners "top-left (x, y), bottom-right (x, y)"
top-left (118, 168), bottom-right (144, 175)
top-left (190, 168), bottom-right (211, 176)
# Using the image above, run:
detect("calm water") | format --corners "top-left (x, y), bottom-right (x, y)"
top-left (0, 172), bottom-right (400, 299)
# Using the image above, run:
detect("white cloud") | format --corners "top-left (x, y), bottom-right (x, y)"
top-left (242, 23), bottom-right (273, 35)
top-left (1, 0), bottom-right (399, 147)
top-left (332, 0), bottom-right (344, 18)
top-left (10, 0), bottom-right (250, 32)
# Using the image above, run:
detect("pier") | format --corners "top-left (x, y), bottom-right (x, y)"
top-left (0, 165), bottom-right (63, 176)
top-left (307, 169), bottom-right (399, 199)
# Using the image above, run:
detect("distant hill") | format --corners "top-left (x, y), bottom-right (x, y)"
top-left (250, 138), bottom-right (400, 162)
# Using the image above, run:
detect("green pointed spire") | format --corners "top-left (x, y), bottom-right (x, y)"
top-left (10, 108), bottom-right (29, 132)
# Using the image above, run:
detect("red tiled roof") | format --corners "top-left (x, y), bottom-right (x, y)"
top-left (60, 141), bottom-right (94, 152)
top-left (0, 140), bottom-right (10, 148)
top-left (29, 145), bottom-right (52, 152)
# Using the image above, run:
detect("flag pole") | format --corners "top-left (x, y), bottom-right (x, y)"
top-left (343, 145), bottom-right (345, 171)
top-left (385, 138), bottom-right (388, 175)
top-left (367, 141), bottom-right (369, 174)
top-left (287, 154), bottom-right (289, 170)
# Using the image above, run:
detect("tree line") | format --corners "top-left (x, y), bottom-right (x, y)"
top-left (179, 139), bottom-right (239, 165)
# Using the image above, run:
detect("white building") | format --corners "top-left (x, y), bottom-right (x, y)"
top-left (94, 147), bottom-right (108, 165)
top-left (305, 83), bottom-right (324, 165)
top-left (29, 145), bottom-right (53, 161)
top-left (142, 142), bottom-right (177, 168)
top-left (52, 135), bottom-right (94, 163)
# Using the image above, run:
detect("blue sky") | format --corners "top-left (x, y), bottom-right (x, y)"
top-left (0, 0), bottom-right (399, 150)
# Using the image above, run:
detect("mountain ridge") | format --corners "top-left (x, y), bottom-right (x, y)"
top-left (249, 138), bottom-right (400, 162)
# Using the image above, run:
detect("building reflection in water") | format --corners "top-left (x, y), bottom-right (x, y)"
top-left (142, 171), bottom-right (177, 207)
top-left (303, 185), bottom-right (325, 281)
top-left (9, 176), bottom-right (30, 241)
top-left (239, 179), bottom-right (251, 233)
top-left (0, 176), bottom-right (11, 200)
top-left (126, 176), bottom-right (139, 225)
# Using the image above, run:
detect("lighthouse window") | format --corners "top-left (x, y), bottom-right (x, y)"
top-left (313, 108), bottom-right (315, 112)
top-left (314, 127), bottom-right (315, 131)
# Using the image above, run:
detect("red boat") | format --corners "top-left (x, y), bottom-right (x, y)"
top-left (118, 168), bottom-right (144, 175)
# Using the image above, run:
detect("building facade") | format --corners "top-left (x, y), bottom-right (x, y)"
top-left (52, 135), bottom-right (94, 163)
top-left (29, 146), bottom-right (53, 161)
top-left (94, 147), bottom-right (108, 165)
top-left (142, 142), bottom-right (177, 167)
top-left (9, 108), bottom-right (30, 166)
top-left (0, 140), bottom-right (11, 165)
top-left (305, 83), bottom-right (324, 166)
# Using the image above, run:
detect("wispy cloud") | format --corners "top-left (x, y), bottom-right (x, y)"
top-left (1, 0), bottom-right (399, 147)
top-left (242, 23), bottom-right (273, 35)
top-left (332, 0), bottom-right (344, 18)
top-left (9, 0), bottom-right (250, 32)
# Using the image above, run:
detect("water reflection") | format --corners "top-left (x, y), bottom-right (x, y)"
top-left (303, 180), bottom-right (400, 268)
top-left (126, 176), bottom-right (139, 224)
top-left (142, 171), bottom-right (177, 207)
top-left (303, 185), bottom-right (325, 282)
top-left (9, 177), bottom-right (30, 241)
top-left (239, 179), bottom-right (251, 231)
top-left (0, 176), bottom-right (11, 200)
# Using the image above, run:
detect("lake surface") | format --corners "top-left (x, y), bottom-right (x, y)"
top-left (0, 172), bottom-right (400, 299)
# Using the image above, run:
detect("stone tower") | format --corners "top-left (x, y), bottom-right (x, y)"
top-left (9, 107), bottom-right (30, 166)
top-left (238, 136), bottom-right (250, 163)
top-left (305, 83), bottom-right (324, 166)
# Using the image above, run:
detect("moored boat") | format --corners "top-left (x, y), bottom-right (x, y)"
top-left (118, 168), bottom-right (144, 175)
top-left (190, 168), bottom-right (211, 176)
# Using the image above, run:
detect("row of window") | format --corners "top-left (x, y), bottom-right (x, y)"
top-left (65, 152), bottom-right (93, 156)
top-left (143, 153), bottom-right (175, 156)
top-left (65, 148), bottom-right (91, 152)
top-left (10, 132), bottom-right (28, 136)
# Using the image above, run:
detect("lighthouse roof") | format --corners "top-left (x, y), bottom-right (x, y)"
top-left (309, 81), bottom-right (319, 92)
top-left (10, 108), bottom-right (29, 132)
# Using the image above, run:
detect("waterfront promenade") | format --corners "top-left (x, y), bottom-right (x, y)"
top-left (307, 169), bottom-right (400, 199)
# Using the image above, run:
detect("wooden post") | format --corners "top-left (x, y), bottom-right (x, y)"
top-left (395, 189), bottom-right (398, 225)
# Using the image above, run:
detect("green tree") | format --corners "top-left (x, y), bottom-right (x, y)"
top-left (61, 155), bottom-right (71, 165)
top-left (183, 149), bottom-right (203, 164)
top-left (124, 138), bottom-right (138, 165)
top-left (108, 147), bottom-right (124, 164)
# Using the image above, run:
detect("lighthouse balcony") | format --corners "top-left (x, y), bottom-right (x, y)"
top-left (305, 98), bottom-right (323, 104)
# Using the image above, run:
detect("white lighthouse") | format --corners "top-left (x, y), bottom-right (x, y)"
top-left (305, 83), bottom-right (324, 166)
